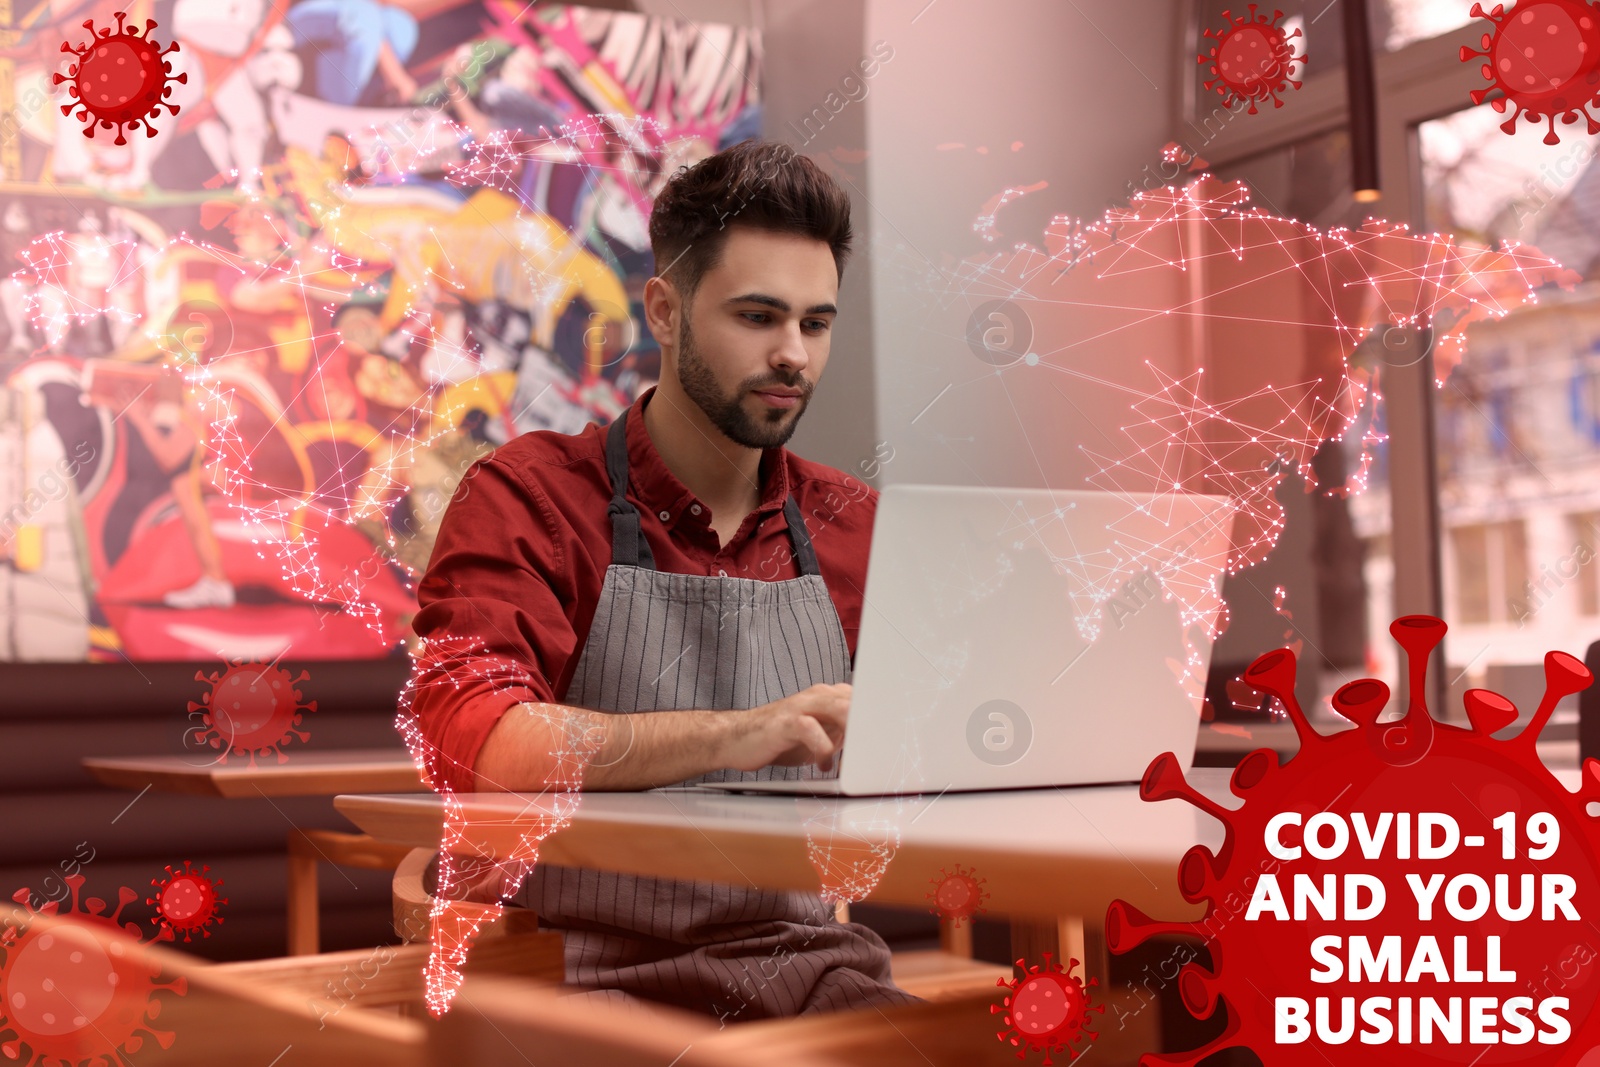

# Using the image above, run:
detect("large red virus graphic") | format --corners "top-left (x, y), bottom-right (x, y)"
top-left (928, 864), bottom-right (989, 927)
top-left (0, 875), bottom-right (185, 1066)
top-left (53, 12), bottom-right (185, 146)
top-left (1461, 0), bottom-right (1600, 144)
top-left (1106, 616), bottom-right (1600, 1065)
top-left (992, 952), bottom-right (1103, 1064)
top-left (146, 863), bottom-right (225, 943)
top-left (188, 661), bottom-right (316, 766)
top-left (1198, 5), bottom-right (1305, 113)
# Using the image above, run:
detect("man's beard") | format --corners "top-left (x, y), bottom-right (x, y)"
top-left (675, 317), bottom-right (811, 449)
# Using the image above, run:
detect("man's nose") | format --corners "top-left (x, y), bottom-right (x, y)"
top-left (771, 322), bottom-right (810, 372)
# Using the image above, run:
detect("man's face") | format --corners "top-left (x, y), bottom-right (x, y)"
top-left (673, 226), bottom-right (838, 449)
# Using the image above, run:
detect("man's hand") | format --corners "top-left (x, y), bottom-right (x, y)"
top-left (718, 683), bottom-right (852, 774)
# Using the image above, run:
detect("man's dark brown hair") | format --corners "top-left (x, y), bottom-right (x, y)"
top-left (648, 139), bottom-right (853, 300)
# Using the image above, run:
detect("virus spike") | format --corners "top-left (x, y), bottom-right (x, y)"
top-left (1240, 647), bottom-right (1320, 748)
top-left (1331, 677), bottom-right (1389, 728)
top-left (1176, 961), bottom-right (1222, 1018)
top-left (1104, 900), bottom-right (1201, 953)
top-left (1373, 614), bottom-right (1443, 764)
top-left (1177, 844), bottom-right (1224, 903)
top-left (1463, 688), bottom-right (1519, 736)
top-left (1140, 752), bottom-right (1233, 823)
top-left (1516, 649), bottom-right (1593, 746)
top-left (1135, 1023), bottom-right (1244, 1067)
top-left (1229, 748), bottom-right (1278, 795)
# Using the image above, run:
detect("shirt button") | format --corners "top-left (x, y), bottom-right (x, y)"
top-left (690, 504), bottom-right (702, 515)
top-left (658, 509), bottom-right (670, 521)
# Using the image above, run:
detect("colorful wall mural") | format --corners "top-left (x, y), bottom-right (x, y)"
top-left (0, 0), bottom-right (762, 660)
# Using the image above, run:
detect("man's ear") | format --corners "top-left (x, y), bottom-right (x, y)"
top-left (642, 275), bottom-right (683, 356)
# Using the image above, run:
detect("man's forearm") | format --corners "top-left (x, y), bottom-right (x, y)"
top-left (473, 702), bottom-right (737, 792)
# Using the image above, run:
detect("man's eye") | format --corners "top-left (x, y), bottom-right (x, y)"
top-left (804, 319), bottom-right (830, 332)
top-left (741, 312), bottom-right (769, 324)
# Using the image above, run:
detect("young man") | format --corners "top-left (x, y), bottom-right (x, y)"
top-left (410, 140), bottom-right (918, 1019)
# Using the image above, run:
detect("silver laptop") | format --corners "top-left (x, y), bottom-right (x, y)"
top-left (700, 484), bottom-right (1236, 796)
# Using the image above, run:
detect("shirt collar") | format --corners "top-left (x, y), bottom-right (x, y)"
top-left (624, 385), bottom-right (791, 527)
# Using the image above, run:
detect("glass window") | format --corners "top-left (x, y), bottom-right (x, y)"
top-left (1419, 100), bottom-right (1600, 698)
top-left (1382, 0), bottom-right (1474, 50)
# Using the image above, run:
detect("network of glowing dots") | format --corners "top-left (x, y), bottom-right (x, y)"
top-left (53, 11), bottom-right (185, 146)
top-left (992, 952), bottom-right (1102, 1064)
top-left (927, 864), bottom-right (989, 927)
top-left (396, 639), bottom-right (601, 1014)
top-left (1461, 0), bottom-right (1600, 144)
top-left (1105, 616), bottom-right (1600, 1065)
top-left (0, 875), bottom-right (185, 1066)
top-left (187, 661), bottom-right (316, 766)
top-left (1197, 5), bottom-right (1304, 113)
top-left (146, 863), bottom-right (226, 943)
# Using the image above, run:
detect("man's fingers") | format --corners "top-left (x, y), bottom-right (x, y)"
top-left (794, 714), bottom-right (836, 768)
top-left (795, 683), bottom-right (851, 720)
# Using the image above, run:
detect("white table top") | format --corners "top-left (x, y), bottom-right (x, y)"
top-left (337, 769), bottom-right (1240, 921)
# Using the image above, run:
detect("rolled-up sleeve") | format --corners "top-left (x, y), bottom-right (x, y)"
top-left (405, 455), bottom-right (576, 793)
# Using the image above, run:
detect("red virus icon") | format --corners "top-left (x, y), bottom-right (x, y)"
top-left (1106, 615), bottom-right (1600, 1065)
top-left (1198, 5), bottom-right (1305, 114)
top-left (146, 863), bottom-right (225, 942)
top-left (0, 875), bottom-right (185, 1066)
top-left (927, 864), bottom-right (989, 927)
top-left (1461, 0), bottom-right (1600, 144)
top-left (53, 12), bottom-right (185, 146)
top-left (992, 952), bottom-right (1103, 1064)
top-left (188, 660), bottom-right (316, 766)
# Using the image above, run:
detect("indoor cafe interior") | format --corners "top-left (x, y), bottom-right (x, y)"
top-left (3, 0), bottom-right (1599, 1063)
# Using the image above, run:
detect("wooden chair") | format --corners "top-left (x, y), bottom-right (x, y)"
top-left (430, 976), bottom-right (852, 1067)
top-left (0, 903), bottom-right (424, 1067)
top-left (439, 974), bottom-right (1160, 1067)
top-left (287, 828), bottom-right (416, 955)
top-left (210, 930), bottom-right (565, 1019)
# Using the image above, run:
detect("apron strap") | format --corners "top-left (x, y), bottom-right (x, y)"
top-left (604, 409), bottom-right (655, 570)
top-left (603, 405), bottom-right (823, 578)
top-left (782, 495), bottom-right (823, 578)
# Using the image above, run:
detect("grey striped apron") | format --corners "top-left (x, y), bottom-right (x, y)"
top-left (513, 408), bottom-right (917, 1021)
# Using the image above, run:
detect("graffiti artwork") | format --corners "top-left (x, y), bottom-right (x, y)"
top-left (0, 0), bottom-right (762, 662)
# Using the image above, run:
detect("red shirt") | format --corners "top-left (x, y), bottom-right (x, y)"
top-left (408, 385), bottom-right (879, 792)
